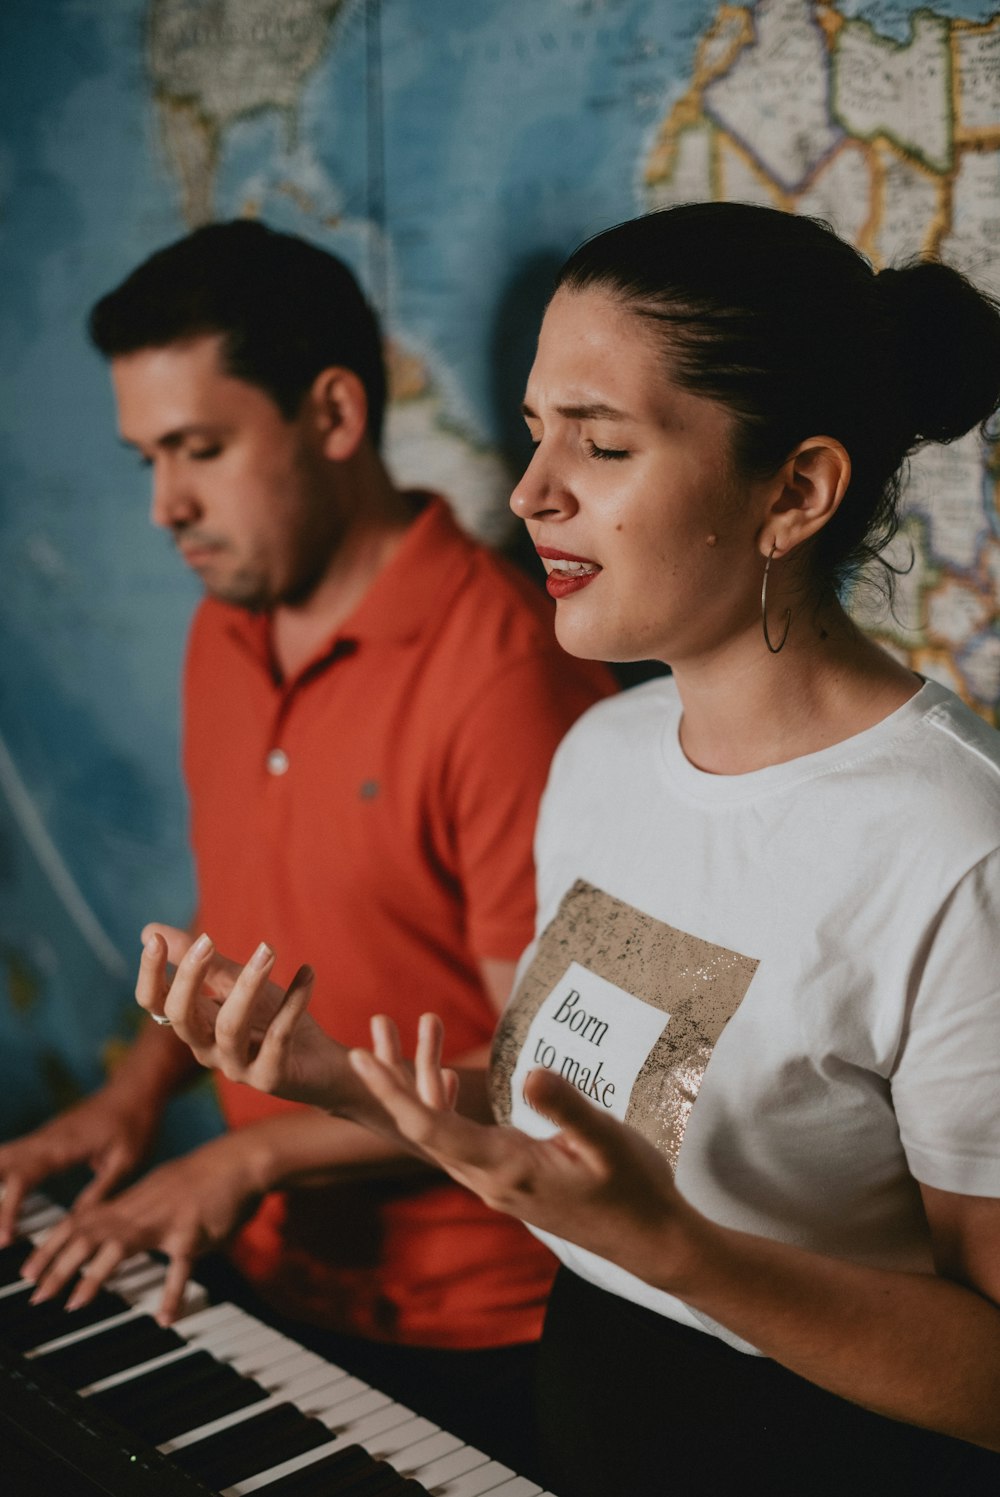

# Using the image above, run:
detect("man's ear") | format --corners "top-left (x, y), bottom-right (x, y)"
top-left (758, 436), bottom-right (851, 560)
top-left (309, 367), bottom-right (370, 460)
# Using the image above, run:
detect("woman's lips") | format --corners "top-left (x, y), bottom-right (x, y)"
top-left (536, 546), bottom-right (601, 598)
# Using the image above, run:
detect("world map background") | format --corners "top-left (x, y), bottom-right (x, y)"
top-left (1, 0), bottom-right (998, 1152)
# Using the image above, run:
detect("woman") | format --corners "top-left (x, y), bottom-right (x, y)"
top-left (139, 204), bottom-right (1000, 1494)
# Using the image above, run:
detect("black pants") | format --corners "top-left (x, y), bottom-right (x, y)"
top-left (534, 1267), bottom-right (1000, 1497)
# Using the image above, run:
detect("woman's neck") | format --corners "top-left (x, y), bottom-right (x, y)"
top-left (672, 601), bottom-right (921, 776)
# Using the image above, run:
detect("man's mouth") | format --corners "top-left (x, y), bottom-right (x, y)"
top-left (177, 536), bottom-right (224, 565)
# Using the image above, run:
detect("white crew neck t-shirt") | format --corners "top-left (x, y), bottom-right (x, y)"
top-left (490, 678), bottom-right (1000, 1352)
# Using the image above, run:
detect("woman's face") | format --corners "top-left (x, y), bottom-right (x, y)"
top-left (512, 286), bottom-right (766, 665)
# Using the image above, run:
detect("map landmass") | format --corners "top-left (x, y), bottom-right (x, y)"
top-left (644, 0), bottom-right (1000, 722)
top-left (149, 0), bottom-right (344, 226)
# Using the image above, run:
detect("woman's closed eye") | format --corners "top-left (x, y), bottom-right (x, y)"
top-left (584, 440), bottom-right (630, 461)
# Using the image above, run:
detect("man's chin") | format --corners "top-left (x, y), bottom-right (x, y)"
top-left (200, 575), bottom-right (271, 612)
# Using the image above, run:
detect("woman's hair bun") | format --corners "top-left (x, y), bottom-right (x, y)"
top-left (875, 260), bottom-right (1000, 445)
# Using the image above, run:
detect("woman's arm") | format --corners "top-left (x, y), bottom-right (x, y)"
top-left (350, 1016), bottom-right (1000, 1454)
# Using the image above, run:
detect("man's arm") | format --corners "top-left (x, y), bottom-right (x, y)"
top-left (0, 1018), bottom-right (199, 1245)
top-left (23, 949), bottom-right (513, 1321)
top-left (21, 1109), bottom-right (427, 1323)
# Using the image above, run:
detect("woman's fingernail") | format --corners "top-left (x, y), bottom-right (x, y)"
top-left (190, 933), bottom-right (212, 959)
top-left (144, 935), bottom-right (160, 955)
top-left (250, 941), bottom-right (274, 971)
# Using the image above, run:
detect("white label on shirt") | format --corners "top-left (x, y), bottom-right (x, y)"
top-left (509, 960), bottom-right (670, 1139)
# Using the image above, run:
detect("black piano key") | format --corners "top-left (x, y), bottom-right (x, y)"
top-left (90, 1348), bottom-right (269, 1444)
top-left (0, 1338), bottom-right (218, 1496)
top-left (283, 1447), bottom-right (426, 1497)
top-left (89, 1344), bottom-right (245, 1415)
top-left (0, 1282), bottom-right (130, 1349)
top-left (174, 1401), bottom-right (332, 1490)
top-left (37, 1314), bottom-right (185, 1389)
top-left (134, 1374), bottom-right (270, 1446)
top-left (88, 1347), bottom-right (223, 1419)
top-left (255, 1442), bottom-right (375, 1497)
top-left (341, 1466), bottom-right (430, 1497)
top-left (0, 1238), bottom-right (35, 1283)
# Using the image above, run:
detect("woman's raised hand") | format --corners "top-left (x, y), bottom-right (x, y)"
top-left (349, 1013), bottom-right (703, 1292)
top-left (135, 926), bottom-right (353, 1110)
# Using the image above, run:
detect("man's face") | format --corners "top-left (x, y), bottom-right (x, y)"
top-left (112, 334), bottom-right (342, 610)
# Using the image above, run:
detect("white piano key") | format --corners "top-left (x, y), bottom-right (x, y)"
top-left (390, 1428), bottom-right (465, 1474)
top-left (299, 1372), bottom-right (371, 1410)
top-left (133, 1278), bottom-right (206, 1318)
top-left (436, 1459), bottom-right (524, 1497)
top-left (106, 1261), bottom-right (166, 1299)
top-left (221, 1436), bottom-right (347, 1494)
top-left (10, 1190), bottom-right (53, 1220)
top-left (366, 1415), bottom-right (439, 1457)
top-left (333, 1398), bottom-right (419, 1445)
top-left (173, 1300), bottom-right (250, 1339)
top-left (478, 1481), bottom-right (545, 1497)
top-left (21, 1204), bottom-right (65, 1237)
top-left (228, 1334), bottom-right (312, 1380)
top-left (278, 1360), bottom-right (349, 1406)
top-left (250, 1345), bottom-right (321, 1387)
top-left (410, 1444), bottom-right (491, 1489)
top-left (319, 1386), bottom-right (394, 1429)
top-left (0, 1277), bottom-right (34, 1302)
top-left (192, 1315), bottom-right (278, 1360)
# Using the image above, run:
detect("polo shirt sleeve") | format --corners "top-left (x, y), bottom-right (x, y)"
top-left (443, 650), bottom-right (613, 963)
top-left (891, 847), bottom-right (1000, 1197)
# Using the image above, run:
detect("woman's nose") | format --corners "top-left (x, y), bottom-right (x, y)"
top-left (509, 446), bottom-right (577, 522)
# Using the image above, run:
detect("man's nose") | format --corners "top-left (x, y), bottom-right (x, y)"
top-left (149, 460), bottom-right (200, 530)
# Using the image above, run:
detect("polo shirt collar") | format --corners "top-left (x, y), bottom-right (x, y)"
top-left (219, 493), bottom-right (476, 679)
top-left (345, 492), bottom-right (474, 644)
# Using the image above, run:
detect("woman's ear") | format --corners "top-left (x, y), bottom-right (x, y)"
top-left (309, 367), bottom-right (370, 461)
top-left (759, 436), bottom-right (851, 559)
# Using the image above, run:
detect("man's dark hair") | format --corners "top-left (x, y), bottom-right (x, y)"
top-left (89, 219), bottom-right (388, 444)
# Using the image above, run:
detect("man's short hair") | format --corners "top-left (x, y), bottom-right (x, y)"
top-left (89, 219), bottom-right (388, 444)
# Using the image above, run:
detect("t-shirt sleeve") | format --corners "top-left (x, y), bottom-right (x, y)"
top-left (892, 847), bottom-right (1000, 1196)
top-left (444, 651), bottom-right (613, 962)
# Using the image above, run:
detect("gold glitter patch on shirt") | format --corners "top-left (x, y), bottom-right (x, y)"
top-left (491, 879), bottom-right (759, 1170)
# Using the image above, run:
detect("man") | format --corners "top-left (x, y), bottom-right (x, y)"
top-left (0, 220), bottom-right (613, 1459)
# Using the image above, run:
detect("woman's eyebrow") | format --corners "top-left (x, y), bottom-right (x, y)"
top-left (521, 400), bottom-right (630, 421)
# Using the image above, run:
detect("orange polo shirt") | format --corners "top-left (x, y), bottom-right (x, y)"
top-left (183, 495), bottom-right (615, 1347)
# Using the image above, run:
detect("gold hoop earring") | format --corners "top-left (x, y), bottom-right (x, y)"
top-left (761, 542), bottom-right (790, 654)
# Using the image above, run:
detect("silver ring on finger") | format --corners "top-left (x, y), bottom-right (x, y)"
top-left (149, 1012), bottom-right (173, 1027)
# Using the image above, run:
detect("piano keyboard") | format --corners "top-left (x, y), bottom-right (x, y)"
top-left (0, 1194), bottom-right (559, 1497)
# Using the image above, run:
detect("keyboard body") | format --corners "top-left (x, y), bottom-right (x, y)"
top-left (0, 1196), bottom-right (558, 1497)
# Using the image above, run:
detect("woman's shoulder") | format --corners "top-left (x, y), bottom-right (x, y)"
top-left (873, 682), bottom-right (1000, 869)
top-left (917, 681), bottom-right (1000, 777)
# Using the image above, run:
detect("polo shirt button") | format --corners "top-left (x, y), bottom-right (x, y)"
top-left (266, 748), bottom-right (289, 776)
